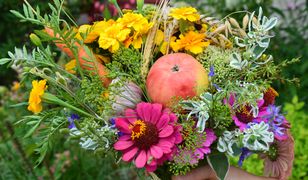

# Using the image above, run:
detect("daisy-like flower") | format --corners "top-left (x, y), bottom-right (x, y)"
top-left (171, 31), bottom-right (210, 54)
top-left (169, 7), bottom-right (200, 22)
top-left (27, 79), bottom-right (48, 114)
top-left (113, 102), bottom-right (182, 172)
top-left (260, 131), bottom-right (294, 180)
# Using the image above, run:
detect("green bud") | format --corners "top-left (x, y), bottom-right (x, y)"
top-left (29, 33), bottom-right (42, 46)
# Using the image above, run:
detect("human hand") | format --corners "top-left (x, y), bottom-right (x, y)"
top-left (172, 165), bottom-right (278, 180)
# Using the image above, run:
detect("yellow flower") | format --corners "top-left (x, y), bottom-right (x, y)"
top-left (155, 29), bottom-right (164, 45)
top-left (169, 7), bottom-right (200, 22)
top-left (117, 12), bottom-right (153, 34)
top-left (65, 59), bottom-right (76, 74)
top-left (171, 31), bottom-right (210, 54)
top-left (12, 81), bottom-right (20, 91)
top-left (76, 20), bottom-right (115, 43)
top-left (28, 80), bottom-right (47, 114)
top-left (160, 36), bottom-right (177, 55)
top-left (98, 23), bottom-right (131, 53)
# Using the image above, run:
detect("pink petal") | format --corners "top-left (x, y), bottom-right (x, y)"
top-left (229, 93), bottom-right (236, 106)
top-left (150, 103), bottom-right (162, 124)
top-left (114, 140), bottom-right (134, 150)
top-left (122, 147), bottom-right (138, 161)
top-left (169, 113), bottom-right (178, 123)
top-left (159, 125), bottom-right (174, 138)
top-left (135, 150), bottom-right (147, 168)
top-left (156, 114), bottom-right (169, 130)
top-left (136, 102), bottom-right (152, 121)
top-left (118, 135), bottom-right (131, 141)
top-left (115, 118), bottom-right (131, 134)
top-left (150, 145), bottom-right (163, 159)
top-left (257, 99), bottom-right (264, 107)
top-left (145, 160), bottom-right (157, 172)
top-left (125, 109), bottom-right (138, 124)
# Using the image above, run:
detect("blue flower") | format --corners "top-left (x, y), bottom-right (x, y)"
top-left (238, 148), bottom-right (252, 167)
top-left (110, 117), bottom-right (116, 129)
top-left (208, 65), bottom-right (215, 77)
top-left (68, 113), bottom-right (80, 129)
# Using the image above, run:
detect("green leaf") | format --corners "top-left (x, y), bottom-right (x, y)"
top-left (207, 153), bottom-right (229, 180)
top-left (137, 0), bottom-right (144, 13)
top-left (0, 58), bottom-right (11, 65)
top-left (24, 121), bottom-right (40, 138)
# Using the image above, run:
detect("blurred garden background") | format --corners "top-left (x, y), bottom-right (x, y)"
top-left (0, 0), bottom-right (307, 179)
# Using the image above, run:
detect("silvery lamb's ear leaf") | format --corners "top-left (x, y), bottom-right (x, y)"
top-left (207, 153), bottom-right (230, 180)
top-left (251, 45), bottom-right (266, 59)
top-left (230, 53), bottom-right (248, 70)
top-left (263, 17), bottom-right (278, 31)
top-left (235, 37), bottom-right (246, 47)
top-left (258, 7), bottom-right (263, 22)
top-left (257, 37), bottom-right (270, 48)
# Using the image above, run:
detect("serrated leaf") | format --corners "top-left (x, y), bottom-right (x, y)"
top-left (207, 153), bottom-right (229, 180)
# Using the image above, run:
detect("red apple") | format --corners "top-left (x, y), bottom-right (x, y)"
top-left (146, 53), bottom-right (209, 107)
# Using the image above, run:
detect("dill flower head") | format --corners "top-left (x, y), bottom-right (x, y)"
top-left (169, 7), bottom-right (200, 22)
top-left (171, 31), bottom-right (210, 54)
top-left (27, 79), bottom-right (47, 114)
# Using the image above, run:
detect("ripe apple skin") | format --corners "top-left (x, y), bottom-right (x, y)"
top-left (146, 53), bottom-right (209, 107)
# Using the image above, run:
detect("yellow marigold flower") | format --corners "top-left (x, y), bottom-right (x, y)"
top-left (160, 36), bottom-right (177, 55)
top-left (76, 20), bottom-right (115, 43)
top-left (12, 81), bottom-right (20, 91)
top-left (171, 31), bottom-right (210, 54)
top-left (98, 23), bottom-right (131, 53)
top-left (65, 59), bottom-right (76, 74)
top-left (169, 7), bottom-right (200, 22)
top-left (117, 12), bottom-right (153, 34)
top-left (155, 29), bottom-right (164, 45)
top-left (28, 80), bottom-right (47, 114)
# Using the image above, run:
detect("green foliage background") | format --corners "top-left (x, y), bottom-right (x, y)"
top-left (0, 0), bottom-right (307, 179)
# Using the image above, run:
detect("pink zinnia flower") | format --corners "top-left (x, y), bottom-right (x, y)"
top-left (225, 93), bottom-right (268, 131)
top-left (113, 102), bottom-right (182, 172)
top-left (260, 131), bottom-right (294, 180)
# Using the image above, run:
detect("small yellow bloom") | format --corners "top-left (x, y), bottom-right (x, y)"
top-left (98, 23), bottom-right (131, 53)
top-left (28, 80), bottom-right (47, 114)
top-left (65, 59), bottom-right (77, 74)
top-left (171, 31), bottom-right (210, 54)
top-left (12, 81), bottom-right (20, 91)
top-left (169, 7), bottom-right (200, 22)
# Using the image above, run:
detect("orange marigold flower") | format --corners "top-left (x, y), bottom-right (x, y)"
top-left (27, 80), bottom-right (47, 114)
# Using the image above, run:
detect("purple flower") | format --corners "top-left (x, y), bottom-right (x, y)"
top-left (68, 114), bottom-right (80, 129)
top-left (238, 148), bottom-right (252, 167)
top-left (256, 105), bottom-right (290, 141)
top-left (208, 65), bottom-right (215, 77)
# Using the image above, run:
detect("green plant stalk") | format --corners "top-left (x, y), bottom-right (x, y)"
top-left (42, 93), bottom-right (93, 118)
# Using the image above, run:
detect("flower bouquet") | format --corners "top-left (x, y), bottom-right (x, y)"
top-left (1, 0), bottom-right (296, 179)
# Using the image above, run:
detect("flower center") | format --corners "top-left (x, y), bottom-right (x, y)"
top-left (130, 120), bottom-right (159, 150)
top-left (268, 143), bottom-right (278, 161)
top-left (236, 105), bottom-right (253, 124)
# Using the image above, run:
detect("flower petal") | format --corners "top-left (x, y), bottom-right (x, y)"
top-left (156, 113), bottom-right (169, 130)
top-left (125, 109), bottom-right (138, 124)
top-left (137, 102), bottom-right (152, 121)
top-left (122, 147), bottom-right (138, 161)
top-left (150, 103), bottom-right (162, 124)
top-left (150, 145), bottom-right (163, 159)
top-left (115, 118), bottom-right (131, 134)
top-left (159, 125), bottom-right (174, 138)
top-left (135, 150), bottom-right (147, 168)
top-left (114, 140), bottom-right (134, 150)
